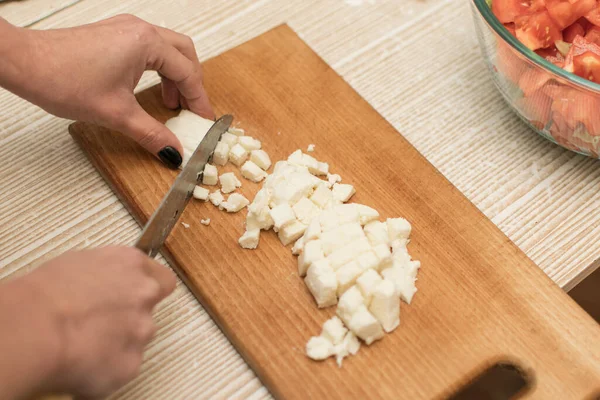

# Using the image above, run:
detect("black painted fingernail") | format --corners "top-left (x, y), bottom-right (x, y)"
top-left (158, 146), bottom-right (182, 169)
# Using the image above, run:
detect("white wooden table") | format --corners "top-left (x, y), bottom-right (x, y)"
top-left (1, 0), bottom-right (598, 398)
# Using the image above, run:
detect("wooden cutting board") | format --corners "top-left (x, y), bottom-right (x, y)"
top-left (69, 25), bottom-right (600, 399)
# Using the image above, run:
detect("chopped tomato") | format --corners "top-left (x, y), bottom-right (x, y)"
top-left (493, 0), bottom-right (546, 23)
top-left (564, 35), bottom-right (600, 81)
top-left (519, 68), bottom-right (554, 96)
top-left (563, 21), bottom-right (586, 41)
top-left (504, 23), bottom-right (516, 36)
top-left (547, 0), bottom-right (596, 29)
top-left (516, 11), bottom-right (563, 49)
top-left (585, 25), bottom-right (600, 44)
top-left (516, 92), bottom-right (552, 129)
top-left (585, 4), bottom-right (600, 26)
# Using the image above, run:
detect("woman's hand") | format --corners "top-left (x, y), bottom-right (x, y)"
top-left (0, 246), bottom-right (176, 399)
top-left (0, 15), bottom-right (215, 168)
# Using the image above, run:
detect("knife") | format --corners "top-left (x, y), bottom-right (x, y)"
top-left (135, 114), bottom-right (233, 257)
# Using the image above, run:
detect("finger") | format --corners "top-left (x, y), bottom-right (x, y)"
top-left (150, 44), bottom-right (215, 120)
top-left (119, 102), bottom-right (184, 169)
top-left (160, 75), bottom-right (179, 109)
top-left (154, 26), bottom-right (198, 62)
top-left (141, 258), bottom-right (177, 303)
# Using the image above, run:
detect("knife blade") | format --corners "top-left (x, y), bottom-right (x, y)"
top-left (135, 114), bottom-right (233, 257)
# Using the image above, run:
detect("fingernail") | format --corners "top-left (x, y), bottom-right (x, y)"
top-left (158, 146), bottom-right (182, 169)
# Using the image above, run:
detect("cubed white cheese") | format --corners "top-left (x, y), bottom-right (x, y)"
top-left (241, 160), bottom-right (268, 183)
top-left (387, 217), bottom-right (412, 242)
top-left (238, 136), bottom-right (262, 151)
top-left (305, 259), bottom-right (338, 308)
top-left (327, 173), bottom-right (342, 187)
top-left (212, 142), bottom-right (230, 166)
top-left (320, 223), bottom-right (365, 256)
top-left (333, 331), bottom-right (361, 367)
top-left (292, 197), bottom-right (321, 225)
top-left (321, 316), bottom-right (347, 345)
top-left (306, 336), bottom-right (335, 361)
top-left (348, 305), bottom-right (384, 345)
top-left (287, 149), bottom-right (303, 165)
top-left (391, 239), bottom-right (409, 253)
top-left (202, 164), bottom-right (218, 186)
top-left (307, 144), bottom-right (316, 152)
top-left (392, 248), bottom-right (411, 269)
top-left (310, 184), bottom-right (333, 209)
top-left (200, 218), bottom-right (211, 226)
top-left (301, 153), bottom-right (319, 174)
top-left (209, 190), bottom-right (224, 207)
top-left (303, 218), bottom-right (321, 243)
top-left (229, 143), bottom-right (249, 167)
top-left (337, 285), bottom-right (365, 326)
top-left (356, 269), bottom-right (384, 306)
top-left (271, 177), bottom-right (316, 207)
top-left (334, 204), bottom-right (360, 225)
top-left (336, 261), bottom-right (363, 297)
top-left (278, 220), bottom-right (307, 246)
top-left (250, 149), bottom-right (271, 170)
top-left (227, 127), bottom-right (245, 136)
top-left (316, 162), bottom-right (329, 176)
top-left (219, 172), bottom-right (242, 194)
top-left (298, 240), bottom-right (324, 277)
top-left (270, 204), bottom-right (296, 230)
top-left (356, 205), bottom-right (380, 225)
top-left (369, 279), bottom-right (400, 333)
top-left (373, 243), bottom-right (393, 271)
top-left (357, 250), bottom-right (380, 273)
top-left (332, 183), bottom-right (356, 203)
top-left (291, 236), bottom-right (305, 255)
top-left (221, 193), bottom-right (250, 212)
top-left (246, 206), bottom-right (273, 231)
top-left (239, 229), bottom-right (260, 249)
top-left (381, 266), bottom-right (418, 304)
top-left (328, 238), bottom-right (372, 270)
top-left (219, 132), bottom-right (238, 147)
top-left (364, 221), bottom-right (389, 247)
top-left (192, 186), bottom-right (209, 201)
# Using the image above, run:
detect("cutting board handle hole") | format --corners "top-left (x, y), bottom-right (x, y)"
top-left (448, 362), bottom-right (531, 400)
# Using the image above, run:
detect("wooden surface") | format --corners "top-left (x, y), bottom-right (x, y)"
top-left (69, 25), bottom-right (600, 399)
top-left (1, 0), bottom-right (600, 398)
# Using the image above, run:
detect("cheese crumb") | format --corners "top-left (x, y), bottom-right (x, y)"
top-left (221, 193), bottom-right (250, 212)
top-left (307, 144), bottom-right (316, 152)
top-left (202, 164), bottom-right (218, 186)
top-left (219, 172), bottom-right (242, 194)
top-left (321, 316), bottom-right (347, 345)
top-left (213, 142), bottom-right (230, 166)
top-left (334, 331), bottom-right (360, 367)
top-left (291, 236), bottom-right (305, 255)
top-left (228, 127), bottom-right (245, 136)
top-left (327, 173), bottom-right (342, 187)
top-left (192, 186), bottom-right (209, 201)
top-left (332, 183), bottom-right (356, 203)
top-left (306, 336), bottom-right (335, 360)
top-left (239, 229), bottom-right (260, 249)
top-left (209, 190), bottom-right (224, 207)
top-left (250, 149), bottom-right (272, 170)
top-left (387, 218), bottom-right (412, 242)
top-left (181, 222), bottom-right (190, 229)
top-left (200, 218), bottom-right (211, 226)
top-left (229, 143), bottom-right (249, 167)
top-left (241, 160), bottom-right (268, 183)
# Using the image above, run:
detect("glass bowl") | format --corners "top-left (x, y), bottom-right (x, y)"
top-left (471, 0), bottom-right (600, 157)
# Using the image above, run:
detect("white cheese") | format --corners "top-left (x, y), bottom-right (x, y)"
top-left (228, 127), bottom-right (245, 136)
top-left (291, 236), bottom-right (305, 255)
top-left (333, 331), bottom-right (360, 367)
top-left (357, 250), bottom-right (380, 274)
top-left (356, 269), bottom-right (383, 306)
top-left (310, 184), bottom-right (333, 209)
top-left (356, 205), bottom-right (380, 225)
top-left (238, 136), bottom-right (262, 151)
top-left (221, 193), bottom-right (249, 212)
top-left (316, 162), bottom-right (329, 176)
top-left (327, 237), bottom-right (372, 270)
top-left (305, 259), bottom-right (338, 308)
top-left (219, 172), bottom-right (242, 194)
top-left (307, 144), bottom-right (316, 152)
top-left (181, 222), bottom-right (190, 229)
top-left (212, 142), bottom-right (230, 166)
top-left (373, 243), bottom-right (393, 271)
top-left (301, 153), bottom-right (320, 175)
top-left (192, 186), bottom-right (209, 201)
top-left (202, 164), bottom-right (218, 186)
top-left (306, 336), bottom-right (335, 361)
top-left (364, 221), bottom-right (389, 246)
top-left (246, 207), bottom-right (273, 231)
top-left (381, 266), bottom-right (418, 304)
top-left (391, 239), bottom-right (409, 254)
top-left (292, 197), bottom-right (321, 225)
top-left (320, 223), bottom-right (365, 256)
top-left (287, 149), bottom-right (304, 165)
top-left (369, 279), bottom-right (400, 333)
top-left (333, 204), bottom-right (361, 225)
top-left (332, 183), bottom-right (356, 203)
top-left (241, 160), bottom-right (268, 183)
top-left (387, 217), bottom-right (412, 242)
top-left (248, 188), bottom-right (271, 213)
top-left (321, 316), bottom-right (347, 345)
top-left (209, 190), bottom-right (224, 207)
top-left (229, 143), bottom-right (249, 167)
top-left (298, 240), bottom-right (325, 277)
top-left (303, 218), bottom-right (322, 243)
top-left (270, 203), bottom-right (296, 230)
top-left (219, 132), bottom-right (239, 147)
top-left (278, 220), bottom-right (307, 246)
top-left (200, 218), bottom-right (211, 226)
top-left (239, 229), bottom-right (260, 249)
top-left (327, 173), bottom-right (342, 187)
top-left (165, 110), bottom-right (215, 168)
top-left (336, 261), bottom-right (363, 297)
top-left (250, 149), bottom-right (271, 170)
top-left (348, 305), bottom-right (384, 345)
top-left (336, 285), bottom-right (365, 326)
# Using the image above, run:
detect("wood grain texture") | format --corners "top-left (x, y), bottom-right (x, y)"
top-left (0, 0), bottom-right (83, 27)
top-left (69, 25), bottom-right (600, 399)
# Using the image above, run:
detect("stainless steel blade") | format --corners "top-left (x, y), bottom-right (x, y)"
top-left (135, 114), bottom-right (233, 257)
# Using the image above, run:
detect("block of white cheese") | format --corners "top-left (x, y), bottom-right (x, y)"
top-left (221, 193), bottom-right (249, 212)
top-left (327, 173), bottom-right (342, 187)
top-left (292, 197), bottom-right (321, 225)
top-left (219, 132), bottom-right (238, 147)
top-left (246, 207), bottom-right (273, 231)
top-left (306, 336), bottom-right (335, 360)
top-left (202, 164), bottom-right (218, 186)
top-left (327, 237), bottom-right (372, 270)
top-left (291, 236), bottom-right (305, 255)
top-left (348, 305), bottom-right (384, 345)
top-left (332, 183), bottom-right (356, 203)
top-left (320, 223), bottom-right (365, 256)
top-left (298, 239), bottom-right (324, 277)
top-left (241, 160), bottom-right (268, 182)
top-left (381, 266), bottom-right (418, 304)
top-left (387, 218), bottom-right (412, 242)
top-left (238, 136), bottom-right (262, 151)
top-left (200, 218), bottom-right (211, 226)
top-left (209, 190), bottom-right (224, 207)
top-left (278, 220), bottom-right (307, 246)
top-left (270, 204), bottom-right (296, 230)
top-left (310, 184), bottom-right (333, 209)
top-left (212, 142), bottom-right (230, 166)
top-left (364, 221), bottom-right (389, 247)
top-left (336, 285), bottom-right (365, 326)
top-left (219, 172), bottom-right (242, 194)
top-left (336, 261), bottom-right (363, 297)
top-left (356, 269), bottom-right (383, 306)
top-left (192, 186), bottom-right (209, 201)
top-left (239, 229), bottom-right (260, 249)
top-left (303, 218), bottom-right (322, 243)
top-left (369, 279), bottom-right (400, 333)
top-left (356, 205), bottom-right (380, 225)
top-left (229, 143), bottom-right (249, 167)
top-left (321, 316), bottom-right (347, 345)
top-left (164, 110), bottom-right (215, 168)
top-left (373, 243), bottom-right (393, 271)
top-left (305, 259), bottom-right (338, 308)
top-left (227, 127), bottom-right (245, 136)
top-left (250, 150), bottom-right (271, 170)
top-left (356, 250), bottom-right (380, 274)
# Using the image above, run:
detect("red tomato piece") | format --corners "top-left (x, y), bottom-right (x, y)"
top-left (585, 25), bottom-right (600, 44)
top-left (564, 21), bottom-right (586, 41)
top-left (547, 0), bottom-right (596, 29)
top-left (493, 0), bottom-right (547, 23)
top-left (516, 11), bottom-right (563, 49)
top-left (585, 4), bottom-right (600, 26)
top-left (564, 35), bottom-right (600, 81)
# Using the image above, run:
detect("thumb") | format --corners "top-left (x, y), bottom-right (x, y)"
top-left (119, 103), bottom-right (184, 169)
